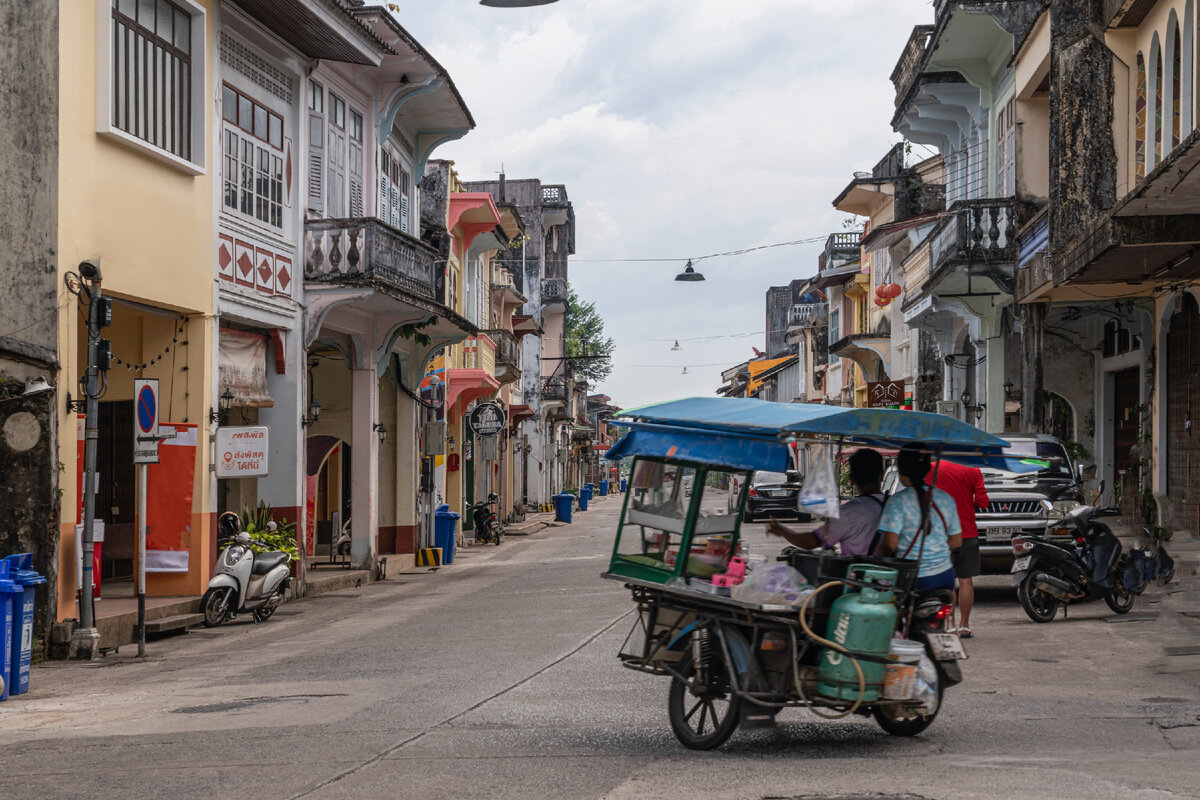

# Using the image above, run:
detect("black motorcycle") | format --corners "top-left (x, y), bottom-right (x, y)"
top-left (469, 493), bottom-right (502, 546)
top-left (1011, 503), bottom-right (1137, 622)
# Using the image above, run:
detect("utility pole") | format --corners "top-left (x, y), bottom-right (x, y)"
top-left (71, 260), bottom-right (110, 660)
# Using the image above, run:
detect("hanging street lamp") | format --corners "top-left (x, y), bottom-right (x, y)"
top-left (675, 259), bottom-right (705, 282)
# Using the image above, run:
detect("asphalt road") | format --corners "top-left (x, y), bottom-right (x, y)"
top-left (2, 496), bottom-right (1199, 800)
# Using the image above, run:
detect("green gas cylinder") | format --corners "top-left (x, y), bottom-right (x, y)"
top-left (816, 564), bottom-right (899, 702)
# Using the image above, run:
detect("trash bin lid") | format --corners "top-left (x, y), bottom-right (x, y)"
top-left (0, 561), bottom-right (14, 592)
top-left (435, 510), bottom-right (461, 519)
top-left (435, 504), bottom-right (450, 512)
top-left (5, 554), bottom-right (46, 587)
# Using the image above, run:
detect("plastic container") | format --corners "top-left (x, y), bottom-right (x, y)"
top-left (553, 493), bottom-right (574, 524)
top-left (578, 490), bottom-right (589, 511)
top-left (620, 478), bottom-right (627, 493)
top-left (599, 479), bottom-right (609, 496)
top-left (882, 637), bottom-right (925, 699)
top-left (0, 561), bottom-right (15, 701)
top-left (4, 554), bottom-right (46, 696)
top-left (433, 505), bottom-right (460, 565)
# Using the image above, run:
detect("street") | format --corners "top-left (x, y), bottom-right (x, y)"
top-left (2, 498), bottom-right (1199, 800)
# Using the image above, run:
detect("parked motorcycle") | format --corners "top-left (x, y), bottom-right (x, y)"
top-left (1011, 501), bottom-right (1136, 622)
top-left (1128, 526), bottom-right (1175, 592)
top-left (469, 493), bottom-right (502, 545)
top-left (202, 512), bottom-right (293, 627)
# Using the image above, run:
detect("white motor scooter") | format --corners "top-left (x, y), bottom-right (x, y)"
top-left (202, 511), bottom-right (293, 627)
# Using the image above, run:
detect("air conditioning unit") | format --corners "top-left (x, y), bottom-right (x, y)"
top-left (935, 401), bottom-right (960, 418)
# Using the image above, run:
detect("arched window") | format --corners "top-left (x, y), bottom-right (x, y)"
top-left (1137, 51), bottom-right (1147, 179)
top-left (1187, 0), bottom-right (1196, 133)
top-left (1153, 34), bottom-right (1164, 165)
top-left (1173, 21), bottom-right (1182, 148)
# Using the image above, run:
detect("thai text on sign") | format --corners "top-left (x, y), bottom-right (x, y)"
top-left (216, 426), bottom-right (269, 477)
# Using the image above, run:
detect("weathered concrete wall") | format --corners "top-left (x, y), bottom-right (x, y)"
top-left (1049, 0), bottom-right (1118, 246)
top-left (0, 0), bottom-right (59, 636)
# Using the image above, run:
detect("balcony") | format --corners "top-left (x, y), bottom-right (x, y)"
top-left (890, 25), bottom-right (934, 108)
top-left (542, 185), bottom-right (569, 207)
top-left (542, 278), bottom-right (568, 313)
top-left (571, 426), bottom-right (592, 444)
top-left (788, 303), bottom-right (828, 328)
top-left (461, 334), bottom-right (496, 374)
top-left (483, 328), bottom-right (521, 384)
top-left (928, 199), bottom-right (1015, 276)
top-left (824, 232), bottom-right (862, 268)
top-left (542, 377), bottom-right (568, 404)
top-left (305, 218), bottom-right (438, 301)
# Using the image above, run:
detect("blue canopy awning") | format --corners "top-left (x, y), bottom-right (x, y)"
top-left (606, 397), bottom-right (1039, 473)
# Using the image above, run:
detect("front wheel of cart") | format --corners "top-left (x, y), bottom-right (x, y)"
top-left (667, 650), bottom-right (742, 750)
top-left (873, 671), bottom-right (943, 737)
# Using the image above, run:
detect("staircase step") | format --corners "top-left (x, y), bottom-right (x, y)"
top-left (142, 613), bottom-right (205, 634)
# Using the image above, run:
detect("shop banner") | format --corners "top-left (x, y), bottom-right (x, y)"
top-left (145, 423), bottom-right (197, 572)
top-left (219, 328), bottom-right (274, 407)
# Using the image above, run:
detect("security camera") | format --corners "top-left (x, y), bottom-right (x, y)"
top-left (78, 260), bottom-right (102, 281)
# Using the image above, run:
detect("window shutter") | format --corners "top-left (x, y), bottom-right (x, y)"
top-left (308, 111), bottom-right (325, 214)
top-left (326, 125), bottom-right (346, 218)
top-left (349, 139), bottom-right (363, 217)
top-left (391, 185), bottom-right (401, 230)
top-left (379, 167), bottom-right (390, 223)
top-left (400, 191), bottom-right (410, 234)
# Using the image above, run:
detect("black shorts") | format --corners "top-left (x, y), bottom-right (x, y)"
top-left (952, 537), bottom-right (981, 579)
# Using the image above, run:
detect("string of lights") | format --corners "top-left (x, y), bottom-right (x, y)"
top-left (112, 320), bottom-right (188, 372)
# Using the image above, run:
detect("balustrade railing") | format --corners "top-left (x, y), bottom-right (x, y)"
top-left (541, 377), bottom-right (568, 403)
top-left (304, 218), bottom-right (438, 300)
top-left (483, 328), bottom-right (520, 382)
top-left (823, 232), bottom-right (862, 269)
top-left (542, 185), bottom-right (568, 205)
top-left (891, 25), bottom-right (934, 107)
top-left (542, 278), bottom-right (568, 306)
top-left (788, 303), bottom-right (828, 328)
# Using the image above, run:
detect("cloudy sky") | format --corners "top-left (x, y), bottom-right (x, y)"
top-left (396, 0), bottom-right (934, 409)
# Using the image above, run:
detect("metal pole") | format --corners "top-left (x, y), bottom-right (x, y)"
top-left (77, 279), bottom-right (102, 650)
top-left (137, 462), bottom-right (147, 658)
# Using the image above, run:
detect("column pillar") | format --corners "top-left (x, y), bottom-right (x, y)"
top-left (350, 366), bottom-right (378, 570)
top-left (1021, 304), bottom-right (1046, 433)
top-left (984, 332), bottom-right (1005, 433)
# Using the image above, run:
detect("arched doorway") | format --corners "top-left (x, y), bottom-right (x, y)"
top-left (304, 435), bottom-right (351, 560)
top-left (1167, 293), bottom-right (1199, 530)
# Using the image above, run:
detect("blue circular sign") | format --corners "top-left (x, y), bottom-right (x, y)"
top-left (137, 385), bottom-right (156, 433)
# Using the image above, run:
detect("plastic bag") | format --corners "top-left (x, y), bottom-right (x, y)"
top-left (799, 444), bottom-right (840, 519)
top-left (913, 652), bottom-right (938, 713)
top-left (730, 563), bottom-right (810, 606)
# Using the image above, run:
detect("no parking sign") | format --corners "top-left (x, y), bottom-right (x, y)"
top-left (133, 379), bottom-right (159, 464)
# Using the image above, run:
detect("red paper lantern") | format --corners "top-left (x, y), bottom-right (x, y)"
top-left (884, 282), bottom-right (902, 299)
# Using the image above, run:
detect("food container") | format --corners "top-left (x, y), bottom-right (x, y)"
top-left (882, 637), bottom-right (925, 699)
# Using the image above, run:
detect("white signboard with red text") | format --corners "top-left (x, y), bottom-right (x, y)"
top-left (216, 426), bottom-right (269, 478)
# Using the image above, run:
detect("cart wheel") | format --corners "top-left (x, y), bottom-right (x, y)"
top-left (873, 670), bottom-right (943, 737)
top-left (668, 650), bottom-right (741, 750)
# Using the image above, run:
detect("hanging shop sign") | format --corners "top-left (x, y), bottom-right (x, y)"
top-left (469, 402), bottom-right (507, 437)
top-left (478, 435), bottom-right (499, 461)
top-left (216, 425), bottom-right (269, 477)
top-left (867, 381), bottom-right (906, 409)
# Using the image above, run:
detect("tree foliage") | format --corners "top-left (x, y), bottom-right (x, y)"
top-left (565, 284), bottom-right (615, 384)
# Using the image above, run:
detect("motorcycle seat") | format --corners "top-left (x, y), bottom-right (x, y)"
top-left (251, 551), bottom-right (288, 575)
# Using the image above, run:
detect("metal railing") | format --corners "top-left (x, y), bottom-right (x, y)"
top-left (541, 377), bottom-right (568, 403)
top-left (304, 218), bottom-right (438, 300)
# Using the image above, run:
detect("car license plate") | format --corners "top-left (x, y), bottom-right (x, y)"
top-left (1011, 555), bottom-right (1031, 573)
top-left (986, 526), bottom-right (1022, 542)
top-left (926, 633), bottom-right (967, 660)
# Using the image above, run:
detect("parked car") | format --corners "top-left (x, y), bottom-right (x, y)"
top-left (743, 470), bottom-right (804, 522)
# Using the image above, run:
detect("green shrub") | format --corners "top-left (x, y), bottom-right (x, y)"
top-left (240, 500), bottom-right (299, 560)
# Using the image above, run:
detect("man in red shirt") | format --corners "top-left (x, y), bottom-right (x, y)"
top-left (927, 459), bottom-right (989, 637)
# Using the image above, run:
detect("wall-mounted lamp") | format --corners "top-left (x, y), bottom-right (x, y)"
top-left (65, 391), bottom-right (86, 414)
top-left (1004, 378), bottom-right (1020, 400)
top-left (301, 398), bottom-right (322, 428)
top-left (447, 435), bottom-right (456, 451)
top-left (373, 422), bottom-right (388, 443)
top-left (960, 389), bottom-right (985, 420)
top-left (209, 388), bottom-right (235, 425)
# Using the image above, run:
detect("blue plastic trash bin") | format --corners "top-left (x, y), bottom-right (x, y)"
top-left (0, 561), bottom-right (15, 701)
top-left (599, 479), bottom-right (609, 496)
top-left (583, 484), bottom-right (594, 503)
top-left (553, 493), bottom-right (574, 523)
top-left (578, 490), bottom-right (589, 511)
top-left (433, 505), bottom-right (461, 565)
top-left (620, 477), bottom-right (627, 493)
top-left (5, 554), bottom-right (46, 696)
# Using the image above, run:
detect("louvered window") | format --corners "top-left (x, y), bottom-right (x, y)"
top-left (307, 79), bottom-right (324, 214)
top-left (379, 145), bottom-right (412, 233)
top-left (349, 110), bottom-right (364, 216)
